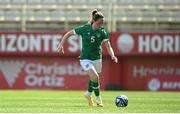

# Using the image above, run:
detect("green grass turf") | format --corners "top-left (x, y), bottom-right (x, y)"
top-left (0, 90), bottom-right (180, 113)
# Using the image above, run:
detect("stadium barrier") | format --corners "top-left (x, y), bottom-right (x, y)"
top-left (0, 32), bottom-right (179, 91)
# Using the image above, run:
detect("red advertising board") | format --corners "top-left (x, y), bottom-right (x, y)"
top-left (0, 57), bottom-right (109, 90)
top-left (0, 32), bottom-right (80, 56)
top-left (111, 32), bottom-right (180, 56)
top-left (0, 32), bottom-right (180, 91)
top-left (0, 32), bottom-right (108, 56)
top-left (122, 57), bottom-right (180, 91)
top-left (0, 32), bottom-right (180, 56)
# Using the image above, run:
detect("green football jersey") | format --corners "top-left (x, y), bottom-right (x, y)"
top-left (74, 23), bottom-right (109, 60)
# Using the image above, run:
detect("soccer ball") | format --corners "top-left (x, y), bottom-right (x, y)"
top-left (115, 95), bottom-right (128, 107)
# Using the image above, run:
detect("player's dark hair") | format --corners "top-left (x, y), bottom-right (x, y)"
top-left (92, 9), bottom-right (98, 17)
top-left (90, 9), bottom-right (104, 24)
top-left (93, 12), bottom-right (104, 21)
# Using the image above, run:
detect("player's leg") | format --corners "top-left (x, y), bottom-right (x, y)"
top-left (80, 59), bottom-right (103, 107)
top-left (80, 60), bottom-right (96, 106)
top-left (86, 67), bottom-right (99, 95)
top-left (92, 59), bottom-right (103, 107)
top-left (87, 80), bottom-right (93, 96)
top-left (86, 69), bottom-right (103, 107)
top-left (80, 60), bottom-right (94, 95)
top-left (86, 67), bottom-right (103, 107)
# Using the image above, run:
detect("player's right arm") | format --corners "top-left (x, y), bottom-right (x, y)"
top-left (58, 24), bottom-right (84, 53)
top-left (57, 30), bottom-right (74, 53)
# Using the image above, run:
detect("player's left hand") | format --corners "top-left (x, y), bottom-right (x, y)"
top-left (111, 56), bottom-right (118, 63)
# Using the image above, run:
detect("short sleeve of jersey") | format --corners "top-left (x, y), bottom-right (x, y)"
top-left (102, 29), bottom-right (109, 42)
top-left (73, 25), bottom-right (84, 35)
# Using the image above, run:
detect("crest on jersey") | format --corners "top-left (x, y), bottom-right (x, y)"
top-left (96, 33), bottom-right (101, 38)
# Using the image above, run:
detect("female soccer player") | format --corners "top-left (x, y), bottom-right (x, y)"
top-left (57, 9), bottom-right (118, 107)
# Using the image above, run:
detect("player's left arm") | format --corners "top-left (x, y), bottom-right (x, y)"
top-left (104, 41), bottom-right (118, 63)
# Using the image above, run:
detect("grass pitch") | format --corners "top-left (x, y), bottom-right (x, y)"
top-left (0, 90), bottom-right (180, 113)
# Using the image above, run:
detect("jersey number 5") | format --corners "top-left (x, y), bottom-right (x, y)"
top-left (90, 36), bottom-right (95, 43)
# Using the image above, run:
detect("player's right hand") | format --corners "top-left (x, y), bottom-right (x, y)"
top-left (57, 43), bottom-right (64, 54)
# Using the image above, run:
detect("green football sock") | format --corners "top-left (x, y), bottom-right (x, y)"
top-left (92, 81), bottom-right (100, 96)
top-left (88, 80), bottom-right (93, 93)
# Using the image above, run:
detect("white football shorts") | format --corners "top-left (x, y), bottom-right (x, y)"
top-left (80, 59), bottom-right (102, 73)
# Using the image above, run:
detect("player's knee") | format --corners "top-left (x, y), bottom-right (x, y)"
top-left (90, 74), bottom-right (99, 82)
